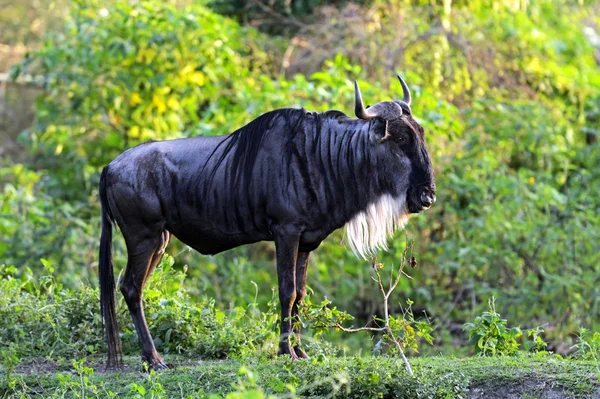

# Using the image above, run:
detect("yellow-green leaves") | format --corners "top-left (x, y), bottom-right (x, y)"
top-left (16, 0), bottom-right (272, 200)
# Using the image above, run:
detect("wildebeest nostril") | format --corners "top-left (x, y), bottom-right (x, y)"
top-left (420, 190), bottom-right (435, 207)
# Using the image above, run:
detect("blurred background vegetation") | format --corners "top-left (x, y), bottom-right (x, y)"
top-left (1, 0), bottom-right (599, 356)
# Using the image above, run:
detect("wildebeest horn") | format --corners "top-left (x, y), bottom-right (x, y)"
top-left (397, 75), bottom-right (411, 105)
top-left (354, 80), bottom-right (403, 121)
top-left (354, 80), bottom-right (369, 119)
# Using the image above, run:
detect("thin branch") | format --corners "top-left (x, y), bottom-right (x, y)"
top-left (401, 270), bottom-right (413, 280)
top-left (337, 326), bottom-right (385, 333)
top-left (386, 324), bottom-right (413, 376)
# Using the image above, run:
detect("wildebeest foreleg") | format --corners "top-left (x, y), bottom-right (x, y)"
top-left (120, 232), bottom-right (170, 370)
top-left (292, 251), bottom-right (310, 359)
top-left (274, 229), bottom-right (300, 359)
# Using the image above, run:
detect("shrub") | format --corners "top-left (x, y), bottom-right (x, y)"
top-left (0, 165), bottom-right (102, 287)
top-left (13, 0), bottom-right (275, 201)
top-left (0, 256), bottom-right (280, 364)
top-left (462, 298), bottom-right (522, 356)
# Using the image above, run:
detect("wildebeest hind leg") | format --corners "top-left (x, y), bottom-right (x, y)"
top-left (292, 251), bottom-right (310, 359)
top-left (141, 231), bottom-right (172, 288)
top-left (120, 230), bottom-right (170, 370)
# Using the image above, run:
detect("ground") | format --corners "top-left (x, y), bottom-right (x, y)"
top-left (1, 355), bottom-right (599, 398)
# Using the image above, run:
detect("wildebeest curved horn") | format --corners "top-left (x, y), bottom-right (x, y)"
top-left (397, 75), bottom-right (411, 105)
top-left (354, 80), bottom-right (370, 119)
top-left (354, 80), bottom-right (403, 120)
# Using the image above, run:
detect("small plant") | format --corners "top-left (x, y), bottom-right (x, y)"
top-left (379, 299), bottom-right (434, 356)
top-left (299, 239), bottom-right (433, 377)
top-left (0, 343), bottom-right (25, 396)
top-left (462, 298), bottom-right (522, 356)
top-left (572, 327), bottom-right (600, 362)
top-left (524, 326), bottom-right (548, 353)
top-left (51, 358), bottom-right (106, 398)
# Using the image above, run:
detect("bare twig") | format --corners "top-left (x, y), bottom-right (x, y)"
top-left (378, 243), bottom-right (413, 376)
top-left (337, 325), bottom-right (385, 333)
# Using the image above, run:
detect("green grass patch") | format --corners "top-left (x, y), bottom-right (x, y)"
top-left (1, 355), bottom-right (599, 398)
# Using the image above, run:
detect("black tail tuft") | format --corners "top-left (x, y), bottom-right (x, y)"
top-left (98, 167), bottom-right (123, 369)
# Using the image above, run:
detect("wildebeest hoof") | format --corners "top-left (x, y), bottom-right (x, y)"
top-left (152, 361), bottom-right (170, 371)
top-left (277, 347), bottom-right (299, 360)
top-left (294, 347), bottom-right (310, 359)
top-left (143, 360), bottom-right (170, 372)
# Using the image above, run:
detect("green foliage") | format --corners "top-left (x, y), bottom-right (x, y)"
top-left (524, 326), bottom-right (548, 354)
top-left (572, 327), bottom-right (600, 362)
top-left (14, 0), bottom-right (273, 200)
top-left (0, 261), bottom-right (105, 360)
top-left (1, 356), bottom-right (465, 399)
top-left (383, 301), bottom-right (435, 356)
top-left (0, 256), bottom-right (280, 363)
top-left (3, 0), bottom-right (600, 357)
top-left (4, 355), bottom-right (600, 399)
top-left (0, 165), bottom-right (101, 287)
top-left (463, 298), bottom-right (522, 356)
top-left (426, 96), bottom-right (600, 343)
top-left (298, 257), bottom-right (435, 361)
top-left (209, 367), bottom-right (281, 399)
top-left (297, 297), bottom-right (355, 337)
top-left (462, 299), bottom-right (549, 357)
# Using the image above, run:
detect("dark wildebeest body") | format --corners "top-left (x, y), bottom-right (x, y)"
top-left (99, 76), bottom-right (436, 369)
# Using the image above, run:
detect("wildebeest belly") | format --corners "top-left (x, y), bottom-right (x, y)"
top-left (166, 221), bottom-right (271, 255)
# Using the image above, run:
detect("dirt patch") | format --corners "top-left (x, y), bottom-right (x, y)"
top-left (469, 378), bottom-right (600, 399)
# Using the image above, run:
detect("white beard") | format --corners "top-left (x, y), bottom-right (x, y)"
top-left (345, 194), bottom-right (410, 259)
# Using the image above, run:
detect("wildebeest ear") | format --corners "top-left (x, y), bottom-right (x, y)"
top-left (394, 100), bottom-right (412, 115)
top-left (369, 119), bottom-right (391, 143)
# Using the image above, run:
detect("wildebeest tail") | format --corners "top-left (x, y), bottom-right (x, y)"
top-left (98, 167), bottom-right (123, 369)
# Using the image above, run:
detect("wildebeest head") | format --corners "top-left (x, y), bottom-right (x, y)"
top-left (354, 76), bottom-right (436, 214)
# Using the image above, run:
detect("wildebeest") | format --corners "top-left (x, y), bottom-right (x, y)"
top-left (98, 75), bottom-right (436, 369)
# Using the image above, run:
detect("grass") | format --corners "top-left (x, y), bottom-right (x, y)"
top-left (1, 355), bottom-right (599, 398)
top-left (2, 262), bottom-right (600, 398)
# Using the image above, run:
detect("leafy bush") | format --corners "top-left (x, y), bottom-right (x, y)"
top-left (0, 165), bottom-right (103, 287)
top-left (14, 0), bottom-right (274, 201)
top-left (463, 298), bottom-right (522, 356)
top-left (462, 298), bottom-right (550, 356)
top-left (0, 256), bottom-right (280, 363)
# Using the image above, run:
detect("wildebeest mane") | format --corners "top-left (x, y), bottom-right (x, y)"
top-left (199, 108), bottom-right (313, 195)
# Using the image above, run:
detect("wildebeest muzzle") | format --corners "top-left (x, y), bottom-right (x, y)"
top-left (408, 184), bottom-right (436, 213)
